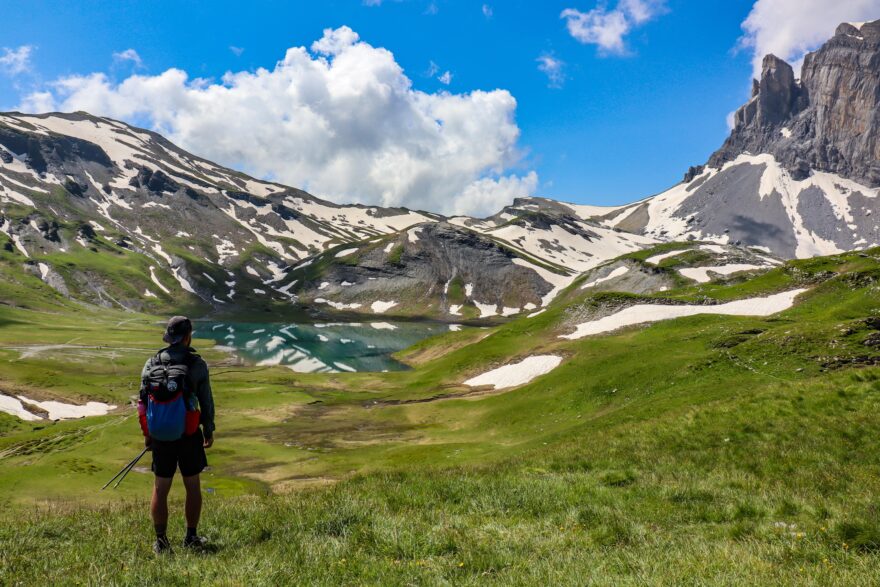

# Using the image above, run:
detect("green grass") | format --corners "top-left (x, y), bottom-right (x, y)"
top-left (1, 247), bottom-right (880, 584)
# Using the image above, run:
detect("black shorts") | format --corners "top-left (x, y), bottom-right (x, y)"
top-left (151, 428), bottom-right (208, 478)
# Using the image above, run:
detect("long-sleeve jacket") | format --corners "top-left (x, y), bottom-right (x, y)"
top-left (137, 344), bottom-right (216, 437)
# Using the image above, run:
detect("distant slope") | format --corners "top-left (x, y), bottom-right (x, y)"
top-left (508, 20), bottom-right (880, 260)
top-left (0, 111), bottom-right (658, 316)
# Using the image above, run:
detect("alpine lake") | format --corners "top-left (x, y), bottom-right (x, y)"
top-left (193, 320), bottom-right (455, 373)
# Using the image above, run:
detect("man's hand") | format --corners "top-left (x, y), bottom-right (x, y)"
top-left (144, 436), bottom-right (152, 451)
top-left (203, 434), bottom-right (214, 449)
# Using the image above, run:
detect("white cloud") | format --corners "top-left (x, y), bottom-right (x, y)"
top-left (20, 26), bottom-right (535, 217)
top-left (229, 46), bottom-right (245, 57)
top-left (311, 26), bottom-right (361, 55)
top-left (0, 45), bottom-right (34, 76)
top-left (740, 0), bottom-right (879, 79)
top-left (20, 91), bottom-right (54, 113)
top-left (561, 0), bottom-right (666, 55)
top-left (537, 54), bottom-right (566, 88)
top-left (113, 48), bottom-right (143, 68)
top-left (453, 171), bottom-right (538, 217)
top-left (482, 4), bottom-right (493, 18)
top-left (726, 110), bottom-right (737, 131)
top-left (427, 61), bottom-right (453, 85)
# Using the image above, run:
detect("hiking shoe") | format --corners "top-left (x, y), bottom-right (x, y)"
top-left (183, 535), bottom-right (208, 551)
top-left (153, 536), bottom-right (172, 555)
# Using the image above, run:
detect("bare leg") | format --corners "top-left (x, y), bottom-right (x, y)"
top-left (182, 474), bottom-right (202, 529)
top-left (152, 476), bottom-right (173, 530)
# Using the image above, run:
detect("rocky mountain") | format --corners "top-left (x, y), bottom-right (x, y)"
top-left (1, 20), bottom-right (875, 317)
top-left (0, 112), bottom-right (655, 318)
top-left (558, 19), bottom-right (880, 260)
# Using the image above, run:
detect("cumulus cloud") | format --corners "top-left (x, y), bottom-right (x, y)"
top-left (561, 0), bottom-right (666, 55)
top-left (537, 54), bottom-right (566, 88)
top-left (0, 45), bottom-right (34, 76)
top-left (453, 172), bottom-right (538, 217)
top-left (20, 26), bottom-right (535, 217)
top-left (438, 70), bottom-right (453, 85)
top-left (112, 48), bottom-right (143, 68)
top-left (740, 0), bottom-right (879, 79)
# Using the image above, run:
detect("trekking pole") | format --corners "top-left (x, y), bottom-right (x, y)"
top-left (112, 447), bottom-right (149, 489)
top-left (101, 447), bottom-right (149, 490)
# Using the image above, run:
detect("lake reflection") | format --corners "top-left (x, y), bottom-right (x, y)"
top-left (194, 321), bottom-right (448, 373)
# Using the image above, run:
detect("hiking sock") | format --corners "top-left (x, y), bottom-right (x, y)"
top-left (186, 527), bottom-right (198, 540)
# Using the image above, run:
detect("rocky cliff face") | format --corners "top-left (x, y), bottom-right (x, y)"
top-left (291, 222), bottom-right (562, 319)
top-left (710, 20), bottom-right (880, 186)
top-left (592, 20), bottom-right (880, 260)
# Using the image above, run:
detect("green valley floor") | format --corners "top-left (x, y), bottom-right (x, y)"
top-left (2, 247), bottom-right (880, 585)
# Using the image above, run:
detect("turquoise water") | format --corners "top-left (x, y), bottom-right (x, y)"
top-left (194, 320), bottom-right (449, 373)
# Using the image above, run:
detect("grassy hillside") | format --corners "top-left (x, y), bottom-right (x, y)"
top-left (1, 247), bottom-right (880, 584)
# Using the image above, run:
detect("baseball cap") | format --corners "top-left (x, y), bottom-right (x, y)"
top-left (163, 316), bottom-right (193, 344)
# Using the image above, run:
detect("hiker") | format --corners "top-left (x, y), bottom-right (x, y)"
top-left (137, 316), bottom-right (215, 554)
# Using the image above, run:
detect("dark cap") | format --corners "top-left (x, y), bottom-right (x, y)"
top-left (163, 316), bottom-right (193, 345)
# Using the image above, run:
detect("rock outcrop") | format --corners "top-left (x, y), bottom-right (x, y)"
top-left (592, 19), bottom-right (880, 260)
top-left (710, 20), bottom-right (880, 186)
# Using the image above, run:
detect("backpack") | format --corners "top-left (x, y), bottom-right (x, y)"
top-left (142, 349), bottom-right (201, 441)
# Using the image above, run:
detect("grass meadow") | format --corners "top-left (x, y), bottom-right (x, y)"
top-left (1, 247), bottom-right (880, 584)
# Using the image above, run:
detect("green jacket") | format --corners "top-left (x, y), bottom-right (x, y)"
top-left (140, 344), bottom-right (215, 437)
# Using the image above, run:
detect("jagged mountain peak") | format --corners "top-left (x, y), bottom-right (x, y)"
top-left (603, 19), bottom-right (880, 260)
top-left (709, 18), bottom-right (880, 186)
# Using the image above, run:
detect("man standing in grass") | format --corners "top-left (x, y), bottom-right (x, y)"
top-left (138, 316), bottom-right (215, 554)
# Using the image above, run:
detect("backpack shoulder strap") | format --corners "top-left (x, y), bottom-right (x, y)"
top-left (153, 347), bottom-right (172, 367)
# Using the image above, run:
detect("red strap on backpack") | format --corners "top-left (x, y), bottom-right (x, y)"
top-left (137, 399), bottom-right (149, 437)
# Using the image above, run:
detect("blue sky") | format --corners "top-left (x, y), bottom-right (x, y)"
top-left (0, 1), bottom-right (873, 214)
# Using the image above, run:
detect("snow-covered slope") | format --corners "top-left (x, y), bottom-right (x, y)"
top-left (603, 154), bottom-right (880, 258)
top-left (533, 20), bottom-right (880, 260)
top-left (0, 111), bottom-right (657, 316)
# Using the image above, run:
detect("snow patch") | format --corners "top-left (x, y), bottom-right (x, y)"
top-left (149, 266), bottom-right (171, 295)
top-left (17, 395), bottom-right (116, 420)
top-left (464, 355), bottom-right (563, 390)
top-left (679, 264), bottom-right (766, 283)
top-left (371, 300), bottom-right (398, 314)
top-left (474, 301), bottom-right (498, 318)
top-left (645, 249), bottom-right (689, 265)
top-left (561, 288), bottom-right (807, 340)
top-left (0, 393), bottom-right (42, 421)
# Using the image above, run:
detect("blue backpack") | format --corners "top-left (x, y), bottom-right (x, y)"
top-left (143, 350), bottom-right (199, 441)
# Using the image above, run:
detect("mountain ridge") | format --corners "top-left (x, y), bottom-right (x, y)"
top-left (0, 111), bottom-right (657, 318)
top-left (0, 19), bottom-right (877, 316)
